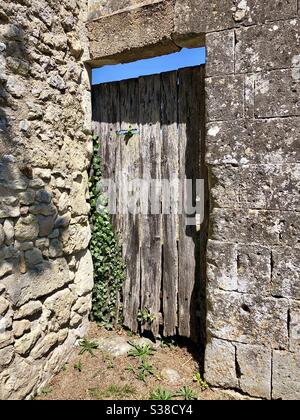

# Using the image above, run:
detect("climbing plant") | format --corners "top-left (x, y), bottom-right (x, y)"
top-left (89, 134), bottom-right (126, 329)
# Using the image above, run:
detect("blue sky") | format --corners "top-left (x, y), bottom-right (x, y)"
top-left (92, 47), bottom-right (206, 85)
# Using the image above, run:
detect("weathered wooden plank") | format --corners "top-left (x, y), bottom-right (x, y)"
top-left (92, 85), bottom-right (101, 135)
top-left (139, 74), bottom-right (162, 336)
top-left (120, 78), bottom-right (141, 333)
top-left (178, 67), bottom-right (202, 339)
top-left (161, 71), bottom-right (179, 337)
top-left (93, 83), bottom-right (120, 235)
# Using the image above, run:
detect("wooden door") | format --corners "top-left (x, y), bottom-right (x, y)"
top-left (92, 66), bottom-right (205, 341)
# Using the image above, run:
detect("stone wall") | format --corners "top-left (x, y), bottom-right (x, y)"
top-left (203, 0), bottom-right (300, 400)
top-left (87, 0), bottom-right (300, 400)
top-left (0, 0), bottom-right (92, 399)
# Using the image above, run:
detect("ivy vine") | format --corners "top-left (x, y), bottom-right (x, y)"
top-left (89, 134), bottom-right (126, 329)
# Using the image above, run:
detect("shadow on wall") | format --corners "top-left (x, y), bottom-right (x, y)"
top-left (0, 20), bottom-right (28, 159)
top-left (0, 155), bottom-right (72, 279)
top-left (0, 21), bottom-right (62, 280)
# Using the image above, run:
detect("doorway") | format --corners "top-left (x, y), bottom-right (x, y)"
top-left (92, 64), bottom-right (206, 342)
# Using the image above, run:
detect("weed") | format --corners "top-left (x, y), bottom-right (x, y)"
top-left (89, 384), bottom-right (136, 400)
top-left (125, 364), bottom-right (136, 374)
top-left (74, 360), bottom-right (83, 372)
top-left (175, 387), bottom-right (197, 401)
top-left (136, 360), bottom-right (161, 382)
top-left (149, 388), bottom-right (173, 401)
top-left (193, 373), bottom-right (209, 391)
top-left (128, 341), bottom-right (155, 360)
top-left (79, 338), bottom-right (99, 356)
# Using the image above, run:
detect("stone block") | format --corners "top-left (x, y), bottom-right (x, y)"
top-left (38, 214), bottom-right (56, 237)
top-left (0, 346), bottom-right (14, 369)
top-left (289, 301), bottom-right (300, 352)
top-left (272, 248), bottom-right (300, 300)
top-left (233, 0), bottom-right (298, 25)
top-left (206, 118), bottom-right (300, 166)
top-left (237, 245), bottom-right (271, 295)
top-left (206, 30), bottom-right (235, 77)
top-left (207, 289), bottom-right (289, 349)
top-left (14, 301), bottom-right (42, 320)
top-left (15, 215), bottom-right (39, 241)
top-left (236, 20), bottom-right (300, 73)
top-left (236, 343), bottom-right (272, 399)
top-left (207, 240), bottom-right (238, 292)
top-left (0, 296), bottom-right (10, 316)
top-left (210, 165), bottom-right (270, 210)
top-left (212, 209), bottom-right (300, 248)
top-left (210, 164), bottom-right (300, 211)
top-left (255, 70), bottom-right (300, 118)
top-left (24, 248), bottom-right (44, 268)
top-left (272, 351), bottom-right (300, 400)
top-left (0, 356), bottom-right (40, 400)
top-left (87, 0), bottom-right (179, 65)
top-left (14, 326), bottom-right (41, 356)
top-left (88, 0), bottom-right (153, 20)
top-left (61, 219), bottom-right (91, 255)
top-left (69, 172), bottom-right (90, 216)
top-left (174, 0), bottom-right (235, 35)
top-left (205, 337), bottom-right (238, 388)
top-left (73, 250), bottom-right (94, 297)
top-left (72, 296), bottom-right (92, 315)
top-left (206, 75), bottom-right (244, 122)
top-left (49, 239), bottom-right (63, 258)
top-left (2, 259), bottom-right (70, 307)
top-left (13, 320), bottom-right (31, 339)
top-left (44, 289), bottom-right (75, 331)
top-left (3, 220), bottom-right (14, 244)
top-left (0, 261), bottom-right (13, 279)
top-left (31, 330), bottom-right (67, 360)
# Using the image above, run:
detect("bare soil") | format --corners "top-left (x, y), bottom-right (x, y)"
top-left (36, 323), bottom-right (231, 401)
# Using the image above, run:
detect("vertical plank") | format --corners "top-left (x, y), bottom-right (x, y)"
top-left (93, 83), bottom-right (120, 233)
top-left (139, 75), bottom-right (162, 336)
top-left (161, 71), bottom-right (179, 337)
top-left (120, 79), bottom-right (141, 333)
top-left (178, 67), bottom-right (202, 339)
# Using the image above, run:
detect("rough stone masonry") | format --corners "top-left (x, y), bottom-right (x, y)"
top-left (1, 0), bottom-right (300, 400)
top-left (0, 0), bottom-right (92, 399)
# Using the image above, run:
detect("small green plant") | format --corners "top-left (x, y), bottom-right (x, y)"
top-left (128, 341), bottom-right (155, 360)
top-left (149, 388), bottom-right (173, 401)
top-left (126, 330), bottom-right (134, 338)
top-left (138, 360), bottom-right (155, 382)
top-left (125, 364), bottom-right (136, 374)
top-left (74, 360), bottom-right (83, 372)
top-left (193, 373), bottom-right (209, 391)
top-left (137, 308), bottom-right (156, 325)
top-left (136, 360), bottom-right (161, 382)
top-left (175, 387), bottom-right (197, 401)
top-left (89, 384), bottom-right (136, 400)
top-left (79, 338), bottom-right (99, 356)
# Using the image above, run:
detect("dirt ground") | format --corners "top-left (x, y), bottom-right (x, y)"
top-left (36, 323), bottom-right (233, 401)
